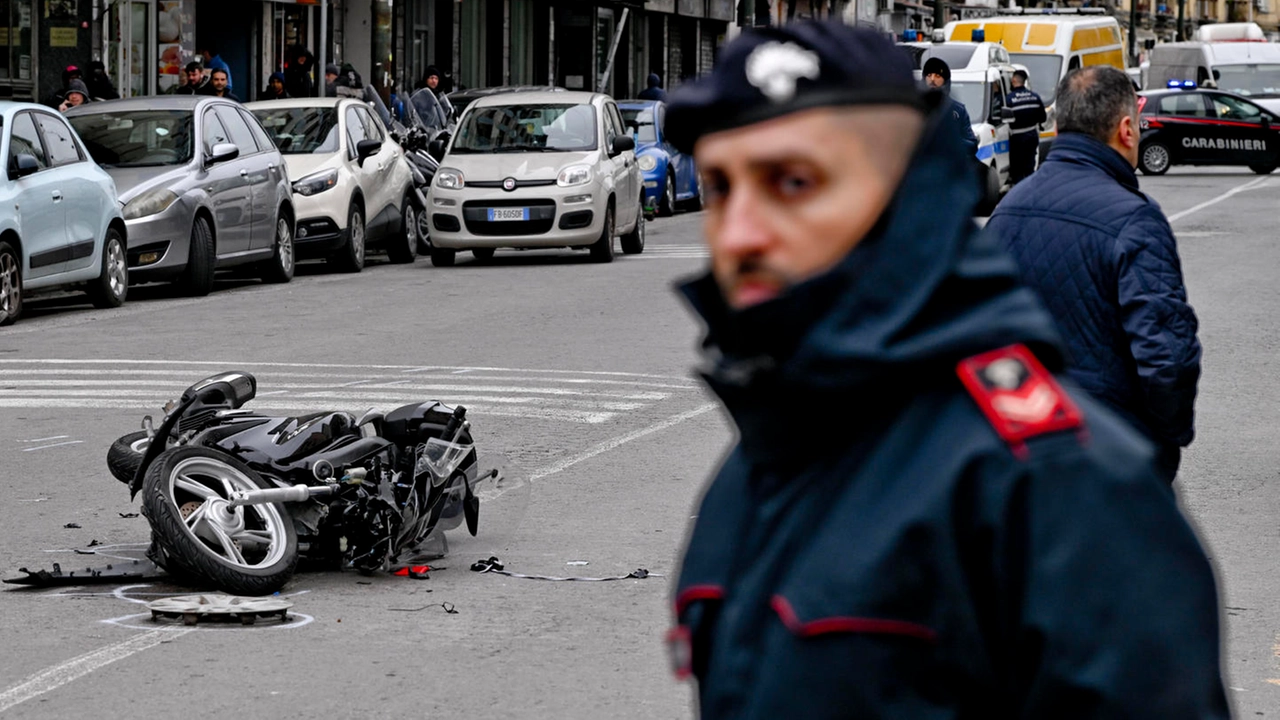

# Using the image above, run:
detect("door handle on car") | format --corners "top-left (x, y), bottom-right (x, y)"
top-left (239, 169), bottom-right (249, 177)
top-left (51, 190), bottom-right (62, 201)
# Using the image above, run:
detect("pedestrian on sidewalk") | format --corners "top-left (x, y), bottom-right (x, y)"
top-left (208, 69), bottom-right (240, 102)
top-left (1006, 69), bottom-right (1046, 183)
top-left (261, 72), bottom-right (290, 101)
top-left (175, 61), bottom-right (212, 95)
top-left (57, 79), bottom-right (89, 113)
top-left (664, 21), bottom-right (1226, 718)
top-left (987, 66), bottom-right (1201, 484)
top-left (638, 73), bottom-right (668, 101)
top-left (922, 56), bottom-right (978, 157)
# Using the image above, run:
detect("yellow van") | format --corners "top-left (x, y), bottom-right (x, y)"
top-left (943, 15), bottom-right (1127, 159)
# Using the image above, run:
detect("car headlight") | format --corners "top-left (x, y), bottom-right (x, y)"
top-left (557, 164), bottom-right (592, 188)
top-left (122, 188), bottom-right (179, 220)
top-left (637, 155), bottom-right (658, 172)
top-left (292, 169), bottom-right (338, 197)
top-left (436, 168), bottom-right (465, 190)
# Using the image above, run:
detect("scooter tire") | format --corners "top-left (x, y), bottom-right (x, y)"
top-left (142, 447), bottom-right (299, 595)
top-left (107, 431), bottom-right (150, 485)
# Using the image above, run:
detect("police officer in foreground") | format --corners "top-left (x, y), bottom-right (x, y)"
top-left (1006, 69), bottom-right (1047, 183)
top-left (664, 21), bottom-right (1227, 717)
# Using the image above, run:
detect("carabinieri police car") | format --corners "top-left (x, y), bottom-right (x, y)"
top-left (1137, 80), bottom-right (1279, 176)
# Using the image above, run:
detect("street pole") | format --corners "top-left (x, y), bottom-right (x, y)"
top-left (1128, 0), bottom-right (1137, 64)
top-left (933, 0), bottom-right (945, 32)
top-left (1176, 0), bottom-right (1185, 40)
top-left (318, 0), bottom-right (328, 97)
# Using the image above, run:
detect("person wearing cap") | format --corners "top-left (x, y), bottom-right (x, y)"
top-left (57, 79), bottom-right (90, 113)
top-left (664, 20), bottom-right (1227, 717)
top-left (261, 72), bottom-right (290, 101)
top-left (419, 66), bottom-right (442, 96)
top-left (43, 65), bottom-right (83, 109)
top-left (1006, 69), bottom-right (1047, 183)
top-left (324, 64), bottom-right (340, 97)
top-left (638, 73), bottom-right (668, 102)
top-left (176, 61), bottom-right (213, 95)
top-left (922, 56), bottom-right (978, 158)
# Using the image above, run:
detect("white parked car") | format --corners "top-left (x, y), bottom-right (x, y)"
top-left (248, 97), bottom-right (417, 271)
top-left (0, 101), bottom-right (127, 326)
top-left (427, 91), bottom-right (645, 266)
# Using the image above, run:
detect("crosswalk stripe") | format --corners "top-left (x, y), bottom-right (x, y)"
top-left (0, 359), bottom-right (707, 425)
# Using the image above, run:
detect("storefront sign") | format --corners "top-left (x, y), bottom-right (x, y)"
top-left (49, 27), bottom-right (78, 47)
top-left (647, 0), bottom-right (677, 12)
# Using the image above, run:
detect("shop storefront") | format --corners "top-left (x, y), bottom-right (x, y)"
top-left (1, 0), bottom-right (93, 103)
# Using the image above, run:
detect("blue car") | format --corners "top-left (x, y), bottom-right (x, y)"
top-left (618, 100), bottom-right (702, 216)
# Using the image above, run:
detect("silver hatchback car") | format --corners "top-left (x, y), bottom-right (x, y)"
top-left (67, 97), bottom-right (296, 295)
top-left (428, 91), bottom-right (645, 266)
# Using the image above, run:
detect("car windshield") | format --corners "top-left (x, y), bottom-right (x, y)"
top-left (620, 108), bottom-right (658, 143)
top-left (452, 103), bottom-right (598, 152)
top-left (919, 46), bottom-right (978, 71)
top-left (948, 81), bottom-right (988, 124)
top-left (249, 107), bottom-right (340, 154)
top-left (1009, 53), bottom-right (1064, 104)
top-left (68, 110), bottom-right (193, 167)
top-left (1214, 64), bottom-right (1280, 98)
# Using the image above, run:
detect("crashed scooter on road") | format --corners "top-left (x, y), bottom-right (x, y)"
top-left (89, 371), bottom-right (500, 595)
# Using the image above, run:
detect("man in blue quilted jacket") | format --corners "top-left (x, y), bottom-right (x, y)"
top-left (664, 22), bottom-right (1225, 718)
top-left (987, 66), bottom-right (1201, 483)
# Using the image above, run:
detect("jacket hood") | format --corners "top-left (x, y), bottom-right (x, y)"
top-left (647, 73), bottom-right (661, 88)
top-left (679, 109), bottom-right (1062, 458)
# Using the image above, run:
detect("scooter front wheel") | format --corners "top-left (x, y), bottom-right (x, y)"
top-left (142, 447), bottom-right (298, 595)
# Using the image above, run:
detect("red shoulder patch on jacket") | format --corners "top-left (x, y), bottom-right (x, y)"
top-left (956, 344), bottom-right (1084, 459)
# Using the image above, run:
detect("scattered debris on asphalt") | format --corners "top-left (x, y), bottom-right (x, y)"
top-left (87, 539), bottom-right (102, 547)
top-left (63, 523), bottom-right (81, 529)
top-left (470, 556), bottom-right (661, 582)
top-left (119, 512), bottom-right (139, 519)
top-left (389, 602), bottom-right (456, 614)
top-left (3, 558), bottom-right (167, 587)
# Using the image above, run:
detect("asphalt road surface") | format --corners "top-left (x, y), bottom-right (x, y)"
top-left (0, 167), bottom-right (1277, 718)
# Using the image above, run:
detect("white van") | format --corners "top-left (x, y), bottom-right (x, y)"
top-left (944, 14), bottom-right (1127, 159)
top-left (1145, 29), bottom-right (1280, 113)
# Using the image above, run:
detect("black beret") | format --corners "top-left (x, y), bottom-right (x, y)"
top-left (665, 21), bottom-right (926, 154)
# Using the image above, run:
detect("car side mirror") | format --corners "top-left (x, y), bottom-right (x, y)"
top-left (10, 153), bottom-right (39, 179)
top-left (356, 139), bottom-right (381, 166)
top-left (427, 138), bottom-right (446, 162)
top-left (1000, 107), bottom-right (1016, 122)
top-left (207, 142), bottom-right (239, 166)
top-left (610, 135), bottom-right (635, 155)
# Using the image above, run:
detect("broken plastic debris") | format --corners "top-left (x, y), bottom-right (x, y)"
top-left (64, 523), bottom-right (82, 529)
top-left (566, 561), bottom-right (590, 566)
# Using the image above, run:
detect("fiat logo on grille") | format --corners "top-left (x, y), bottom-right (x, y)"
top-left (502, 177), bottom-right (517, 191)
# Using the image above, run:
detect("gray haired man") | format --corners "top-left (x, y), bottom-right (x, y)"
top-left (987, 66), bottom-right (1201, 484)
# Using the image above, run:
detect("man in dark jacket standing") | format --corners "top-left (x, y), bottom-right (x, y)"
top-left (665, 21), bottom-right (1226, 718)
top-left (1006, 69), bottom-right (1046, 183)
top-left (638, 73), bottom-right (668, 101)
top-left (987, 66), bottom-right (1201, 483)
top-left (922, 56), bottom-right (978, 157)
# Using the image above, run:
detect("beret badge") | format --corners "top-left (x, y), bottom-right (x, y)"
top-left (745, 41), bottom-right (821, 103)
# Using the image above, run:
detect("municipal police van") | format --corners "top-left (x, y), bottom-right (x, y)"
top-left (900, 40), bottom-right (1021, 206)
top-left (944, 13), bottom-right (1127, 160)
top-left (1137, 83), bottom-right (1279, 175)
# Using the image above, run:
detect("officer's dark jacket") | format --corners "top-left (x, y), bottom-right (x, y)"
top-left (673, 116), bottom-right (1226, 718)
top-left (987, 133), bottom-right (1201, 448)
top-left (944, 89), bottom-right (979, 157)
top-left (1006, 86), bottom-right (1046, 132)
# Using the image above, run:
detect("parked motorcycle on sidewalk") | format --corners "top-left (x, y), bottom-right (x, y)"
top-left (107, 371), bottom-right (505, 595)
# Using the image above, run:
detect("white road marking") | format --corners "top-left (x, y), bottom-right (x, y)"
top-left (21, 435), bottom-right (68, 443)
top-left (20, 440), bottom-right (83, 452)
top-left (1168, 176), bottom-right (1272, 224)
top-left (0, 628), bottom-right (192, 713)
top-left (0, 358), bottom-right (689, 381)
top-left (529, 402), bottom-right (719, 481)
